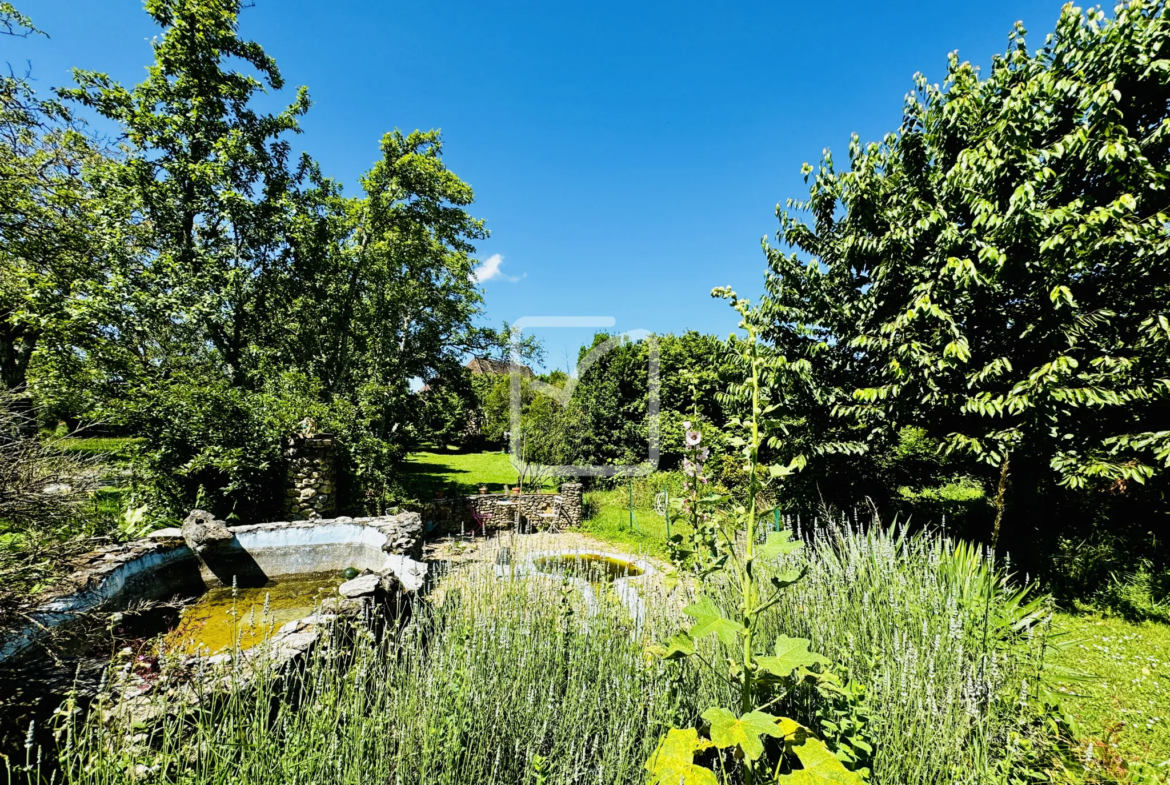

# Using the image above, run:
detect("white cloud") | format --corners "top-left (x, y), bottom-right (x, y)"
top-left (472, 253), bottom-right (525, 283)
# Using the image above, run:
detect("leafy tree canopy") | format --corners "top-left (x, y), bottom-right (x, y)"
top-left (761, 2), bottom-right (1170, 551)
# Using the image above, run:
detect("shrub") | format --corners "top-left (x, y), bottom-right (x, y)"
top-left (1091, 560), bottom-right (1170, 624)
top-left (0, 392), bottom-right (106, 600)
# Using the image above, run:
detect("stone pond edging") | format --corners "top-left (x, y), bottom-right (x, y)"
top-left (0, 511), bottom-right (425, 664)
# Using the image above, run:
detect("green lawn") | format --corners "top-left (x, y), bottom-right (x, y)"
top-left (401, 448), bottom-right (556, 498)
top-left (52, 436), bottom-right (143, 455)
top-left (1048, 610), bottom-right (1170, 765)
top-left (579, 487), bottom-right (687, 560)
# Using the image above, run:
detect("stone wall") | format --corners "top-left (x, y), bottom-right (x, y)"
top-left (421, 482), bottom-right (583, 536)
top-left (285, 435), bottom-right (336, 520)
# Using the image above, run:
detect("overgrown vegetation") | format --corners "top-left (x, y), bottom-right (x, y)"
top-left (15, 559), bottom-right (691, 785)
top-left (6, 524), bottom-right (1084, 785)
top-left (0, 394), bottom-right (110, 601)
top-left (4, 0), bottom-right (493, 523)
top-left (4, 0), bottom-right (1170, 782)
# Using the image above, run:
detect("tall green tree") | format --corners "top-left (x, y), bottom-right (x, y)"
top-left (62, 0), bottom-right (310, 389)
top-left (284, 130), bottom-right (486, 438)
top-left (39, 0), bottom-right (489, 518)
top-left (762, 1), bottom-right (1170, 561)
top-left (1, 4), bottom-right (107, 399)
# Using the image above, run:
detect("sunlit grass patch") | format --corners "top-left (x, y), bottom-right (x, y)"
top-left (1048, 610), bottom-right (1170, 763)
top-left (50, 437), bottom-right (143, 455)
top-left (402, 448), bottom-right (556, 497)
top-left (580, 487), bottom-right (685, 561)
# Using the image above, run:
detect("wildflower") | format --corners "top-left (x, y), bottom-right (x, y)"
top-left (685, 430), bottom-right (701, 447)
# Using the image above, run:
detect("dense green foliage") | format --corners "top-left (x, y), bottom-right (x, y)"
top-left (3, 0), bottom-right (489, 520)
top-left (459, 331), bottom-right (730, 475)
top-left (752, 1), bottom-right (1170, 574)
top-left (0, 7), bottom-right (106, 397)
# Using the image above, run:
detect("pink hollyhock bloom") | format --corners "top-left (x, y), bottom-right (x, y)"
top-left (685, 430), bottom-right (702, 447)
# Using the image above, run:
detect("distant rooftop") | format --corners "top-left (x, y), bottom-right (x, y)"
top-left (465, 357), bottom-right (535, 377)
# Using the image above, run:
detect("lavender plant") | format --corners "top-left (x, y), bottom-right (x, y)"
top-left (15, 561), bottom-right (693, 785)
top-left (645, 289), bottom-right (864, 785)
top-left (730, 521), bottom-right (1059, 784)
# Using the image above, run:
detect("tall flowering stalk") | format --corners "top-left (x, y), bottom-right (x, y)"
top-left (676, 420), bottom-right (720, 571)
top-left (645, 289), bottom-right (863, 785)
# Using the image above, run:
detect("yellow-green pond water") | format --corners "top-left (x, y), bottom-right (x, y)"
top-left (165, 572), bottom-right (343, 655)
top-left (531, 554), bottom-right (643, 583)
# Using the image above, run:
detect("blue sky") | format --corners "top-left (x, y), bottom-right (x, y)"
top-left (17, 0), bottom-right (1062, 373)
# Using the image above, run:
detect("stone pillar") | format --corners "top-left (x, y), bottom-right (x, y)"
top-left (285, 435), bottom-right (337, 520)
top-left (559, 482), bottom-right (583, 526)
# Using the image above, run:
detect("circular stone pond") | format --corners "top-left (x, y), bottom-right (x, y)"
top-left (494, 549), bottom-right (656, 624)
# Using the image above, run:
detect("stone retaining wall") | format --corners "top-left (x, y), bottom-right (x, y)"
top-left (421, 482), bottom-right (582, 535)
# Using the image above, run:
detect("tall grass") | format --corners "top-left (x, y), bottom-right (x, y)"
top-left (7, 526), bottom-right (1062, 785)
top-left (709, 520), bottom-right (1055, 785)
top-left (16, 561), bottom-right (694, 785)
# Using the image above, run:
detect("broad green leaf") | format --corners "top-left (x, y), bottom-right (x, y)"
top-left (649, 631), bottom-right (695, 660)
top-left (769, 568), bottom-right (805, 590)
top-left (768, 462), bottom-right (798, 478)
top-left (644, 728), bottom-right (718, 785)
top-left (777, 720), bottom-right (865, 784)
top-left (758, 531), bottom-right (803, 560)
top-left (757, 635), bottom-right (828, 677)
top-left (701, 707), bottom-right (784, 761)
top-left (684, 596), bottom-right (744, 647)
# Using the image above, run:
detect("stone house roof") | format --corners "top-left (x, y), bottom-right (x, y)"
top-left (465, 357), bottom-right (534, 377)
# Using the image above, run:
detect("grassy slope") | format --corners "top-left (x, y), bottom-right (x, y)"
top-left (401, 448), bottom-right (556, 498)
top-left (1049, 610), bottom-right (1170, 763)
top-left (579, 487), bottom-right (688, 560)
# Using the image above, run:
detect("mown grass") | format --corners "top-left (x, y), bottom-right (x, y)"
top-left (1048, 610), bottom-right (1170, 764)
top-left (580, 487), bottom-right (682, 561)
top-left (401, 448), bottom-right (556, 498)
top-left (50, 437), bottom-right (143, 456)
